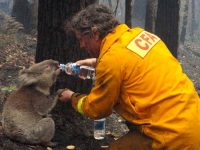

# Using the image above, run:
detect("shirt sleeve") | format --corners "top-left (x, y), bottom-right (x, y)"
top-left (80, 57), bottom-right (122, 119)
top-left (71, 93), bottom-right (86, 114)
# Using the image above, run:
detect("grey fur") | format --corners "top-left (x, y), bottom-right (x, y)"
top-left (2, 59), bottom-right (60, 146)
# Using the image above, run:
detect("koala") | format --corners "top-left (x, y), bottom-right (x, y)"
top-left (2, 59), bottom-right (60, 146)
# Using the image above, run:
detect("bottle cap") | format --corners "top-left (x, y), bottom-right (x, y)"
top-left (59, 64), bottom-right (66, 71)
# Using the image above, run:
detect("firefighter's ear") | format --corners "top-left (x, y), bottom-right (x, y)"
top-left (91, 26), bottom-right (99, 41)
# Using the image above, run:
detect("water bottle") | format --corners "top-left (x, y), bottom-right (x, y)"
top-left (59, 63), bottom-right (95, 80)
top-left (93, 118), bottom-right (106, 140)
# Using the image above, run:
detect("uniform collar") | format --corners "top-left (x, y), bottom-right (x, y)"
top-left (98, 24), bottom-right (130, 61)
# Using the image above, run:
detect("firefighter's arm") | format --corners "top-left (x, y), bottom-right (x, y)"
top-left (73, 59), bottom-right (122, 119)
top-left (58, 57), bottom-right (121, 119)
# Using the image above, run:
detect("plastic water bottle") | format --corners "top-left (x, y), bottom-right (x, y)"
top-left (59, 63), bottom-right (95, 80)
top-left (93, 118), bottom-right (106, 140)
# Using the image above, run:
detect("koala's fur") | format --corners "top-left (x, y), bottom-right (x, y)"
top-left (2, 59), bottom-right (60, 146)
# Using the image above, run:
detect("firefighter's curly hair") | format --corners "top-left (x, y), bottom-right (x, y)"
top-left (68, 4), bottom-right (119, 38)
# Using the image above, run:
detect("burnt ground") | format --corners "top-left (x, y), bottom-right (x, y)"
top-left (0, 33), bottom-right (129, 150)
top-left (0, 32), bottom-right (200, 150)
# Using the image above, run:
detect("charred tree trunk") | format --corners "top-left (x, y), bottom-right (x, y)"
top-left (155, 0), bottom-right (179, 58)
top-left (191, 0), bottom-right (197, 41)
top-left (145, 0), bottom-right (158, 32)
top-left (12, 0), bottom-right (31, 32)
top-left (125, 0), bottom-right (132, 27)
top-left (29, 0), bottom-right (38, 34)
top-left (36, 0), bottom-right (98, 146)
top-left (36, 0), bottom-right (96, 93)
top-left (132, 0), bottom-right (147, 27)
top-left (180, 0), bottom-right (189, 45)
top-left (12, 0), bottom-right (38, 33)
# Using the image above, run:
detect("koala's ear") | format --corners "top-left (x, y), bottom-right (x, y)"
top-left (18, 68), bottom-right (39, 87)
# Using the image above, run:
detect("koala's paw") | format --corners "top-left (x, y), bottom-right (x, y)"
top-left (57, 89), bottom-right (66, 96)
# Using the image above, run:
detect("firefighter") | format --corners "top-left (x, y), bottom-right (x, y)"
top-left (58, 4), bottom-right (200, 150)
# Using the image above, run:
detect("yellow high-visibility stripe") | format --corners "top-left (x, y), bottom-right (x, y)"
top-left (77, 96), bottom-right (86, 115)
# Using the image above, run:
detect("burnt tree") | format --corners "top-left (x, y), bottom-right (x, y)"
top-left (125, 0), bottom-right (132, 27)
top-left (155, 0), bottom-right (179, 57)
top-left (36, 0), bottom-right (103, 148)
top-left (145, 0), bottom-right (179, 58)
top-left (145, 0), bottom-right (157, 32)
top-left (36, 0), bottom-right (96, 93)
top-left (12, 0), bottom-right (38, 33)
top-left (180, 0), bottom-right (189, 45)
top-left (12, 0), bottom-right (30, 32)
top-left (132, 0), bottom-right (147, 27)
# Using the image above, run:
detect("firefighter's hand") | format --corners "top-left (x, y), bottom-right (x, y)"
top-left (57, 88), bottom-right (74, 102)
top-left (76, 58), bottom-right (97, 67)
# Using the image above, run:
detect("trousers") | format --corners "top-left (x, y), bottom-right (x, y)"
top-left (108, 122), bottom-right (153, 150)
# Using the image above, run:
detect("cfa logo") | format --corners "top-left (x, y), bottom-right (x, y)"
top-left (127, 30), bottom-right (160, 58)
